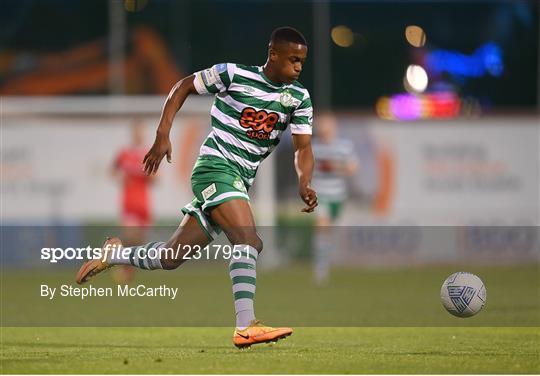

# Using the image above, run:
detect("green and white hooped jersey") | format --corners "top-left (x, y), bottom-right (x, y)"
top-left (312, 138), bottom-right (355, 202)
top-left (193, 63), bottom-right (313, 187)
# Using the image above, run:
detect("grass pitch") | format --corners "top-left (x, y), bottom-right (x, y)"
top-left (2, 327), bottom-right (538, 374)
top-left (1, 264), bottom-right (539, 373)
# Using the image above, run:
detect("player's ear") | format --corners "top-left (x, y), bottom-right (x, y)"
top-left (268, 47), bottom-right (278, 62)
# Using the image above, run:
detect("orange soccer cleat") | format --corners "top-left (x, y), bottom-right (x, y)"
top-left (233, 320), bottom-right (293, 349)
top-left (75, 237), bottom-right (122, 284)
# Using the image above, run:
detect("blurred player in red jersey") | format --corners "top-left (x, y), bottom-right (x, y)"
top-left (111, 120), bottom-right (154, 283)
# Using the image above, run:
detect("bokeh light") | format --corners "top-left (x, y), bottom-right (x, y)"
top-left (331, 25), bottom-right (354, 48)
top-left (124, 0), bottom-right (148, 12)
top-left (405, 25), bottom-right (426, 47)
top-left (405, 64), bottom-right (429, 93)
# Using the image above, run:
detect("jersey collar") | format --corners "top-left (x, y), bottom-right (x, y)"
top-left (258, 66), bottom-right (285, 88)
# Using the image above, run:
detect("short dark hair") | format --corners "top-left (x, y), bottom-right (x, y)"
top-left (270, 27), bottom-right (307, 46)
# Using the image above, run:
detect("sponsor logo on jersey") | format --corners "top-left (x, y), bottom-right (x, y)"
top-left (239, 107), bottom-right (279, 140)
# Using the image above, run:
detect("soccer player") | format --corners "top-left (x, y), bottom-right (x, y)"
top-left (76, 26), bottom-right (317, 348)
top-left (111, 120), bottom-right (154, 283)
top-left (311, 112), bottom-right (357, 284)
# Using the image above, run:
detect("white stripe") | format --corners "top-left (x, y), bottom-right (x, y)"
top-left (184, 203), bottom-right (218, 239)
top-left (232, 283), bottom-right (256, 294)
top-left (202, 191), bottom-right (249, 210)
top-left (315, 180), bottom-right (347, 190)
top-left (199, 145), bottom-right (226, 160)
top-left (234, 298), bottom-right (254, 311)
top-left (290, 124), bottom-right (312, 134)
top-left (230, 268), bottom-right (256, 278)
top-left (237, 244), bottom-right (259, 260)
top-left (226, 63), bottom-right (236, 86)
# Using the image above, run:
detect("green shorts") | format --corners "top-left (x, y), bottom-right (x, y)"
top-left (317, 199), bottom-right (344, 221)
top-left (181, 156), bottom-right (251, 240)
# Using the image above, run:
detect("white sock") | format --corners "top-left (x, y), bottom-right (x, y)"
top-left (229, 245), bottom-right (258, 329)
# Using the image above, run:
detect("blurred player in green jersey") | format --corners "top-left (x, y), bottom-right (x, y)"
top-left (312, 112), bottom-right (358, 285)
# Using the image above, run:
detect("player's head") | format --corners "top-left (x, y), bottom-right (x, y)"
top-left (267, 27), bottom-right (307, 84)
top-left (131, 119), bottom-right (145, 146)
top-left (315, 111), bottom-right (337, 143)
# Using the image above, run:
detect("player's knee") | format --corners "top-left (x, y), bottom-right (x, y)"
top-left (159, 242), bottom-right (187, 270)
top-left (251, 235), bottom-right (263, 253)
top-left (227, 229), bottom-right (263, 253)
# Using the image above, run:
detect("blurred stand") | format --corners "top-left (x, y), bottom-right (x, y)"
top-left (0, 26), bottom-right (181, 95)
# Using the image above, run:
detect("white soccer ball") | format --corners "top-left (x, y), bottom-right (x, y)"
top-left (440, 272), bottom-right (487, 317)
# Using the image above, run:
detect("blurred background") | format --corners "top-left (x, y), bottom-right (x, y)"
top-left (1, 0), bottom-right (539, 326)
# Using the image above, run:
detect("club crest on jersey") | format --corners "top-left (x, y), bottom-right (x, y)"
top-left (239, 107), bottom-right (279, 140)
top-left (279, 90), bottom-right (294, 107)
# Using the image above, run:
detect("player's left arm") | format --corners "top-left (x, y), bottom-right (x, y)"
top-left (293, 134), bottom-right (317, 213)
top-left (290, 90), bottom-right (316, 213)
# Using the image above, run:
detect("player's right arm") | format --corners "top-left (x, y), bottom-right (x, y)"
top-left (143, 75), bottom-right (197, 175)
top-left (143, 63), bottom-right (234, 175)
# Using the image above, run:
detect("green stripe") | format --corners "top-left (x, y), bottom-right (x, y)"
top-left (229, 262), bottom-right (255, 271)
top-left (206, 83), bottom-right (218, 93)
top-left (234, 291), bottom-right (255, 300)
top-left (232, 276), bottom-right (257, 285)
top-left (291, 115), bottom-right (311, 124)
top-left (136, 247), bottom-right (146, 269)
top-left (211, 116), bottom-right (280, 149)
top-left (300, 97), bottom-right (312, 108)
top-left (219, 70), bottom-right (231, 87)
top-left (235, 64), bottom-right (260, 74)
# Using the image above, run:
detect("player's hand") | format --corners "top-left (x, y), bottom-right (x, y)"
top-left (299, 185), bottom-right (318, 213)
top-left (143, 135), bottom-right (172, 175)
